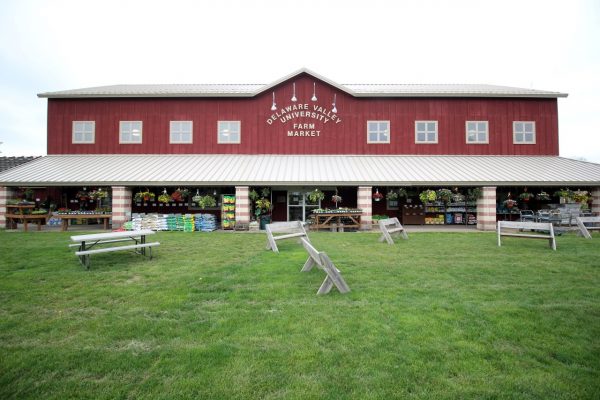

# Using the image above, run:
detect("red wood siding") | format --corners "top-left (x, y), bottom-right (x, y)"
top-left (47, 75), bottom-right (559, 156)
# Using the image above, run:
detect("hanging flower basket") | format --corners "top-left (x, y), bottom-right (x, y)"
top-left (504, 199), bottom-right (518, 209)
top-left (372, 189), bottom-right (384, 202)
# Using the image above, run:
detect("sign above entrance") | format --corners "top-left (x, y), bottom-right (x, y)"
top-left (266, 103), bottom-right (342, 125)
top-left (266, 103), bottom-right (342, 138)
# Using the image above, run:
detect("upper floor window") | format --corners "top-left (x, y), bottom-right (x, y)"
top-left (513, 121), bottom-right (536, 144)
top-left (218, 121), bottom-right (241, 144)
top-left (170, 121), bottom-right (193, 144)
top-left (466, 121), bottom-right (489, 144)
top-left (72, 121), bottom-right (95, 144)
top-left (367, 121), bottom-right (390, 144)
top-left (120, 121), bottom-right (142, 144)
top-left (415, 121), bottom-right (438, 143)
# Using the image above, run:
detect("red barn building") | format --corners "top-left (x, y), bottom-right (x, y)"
top-left (1, 68), bottom-right (599, 230)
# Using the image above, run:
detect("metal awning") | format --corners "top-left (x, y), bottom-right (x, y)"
top-left (0, 154), bottom-right (599, 187)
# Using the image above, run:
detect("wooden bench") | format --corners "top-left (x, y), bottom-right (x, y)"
top-left (75, 242), bottom-right (160, 269)
top-left (497, 221), bottom-right (556, 250)
top-left (265, 221), bottom-right (310, 253)
top-left (575, 216), bottom-right (600, 239)
top-left (378, 217), bottom-right (408, 244)
top-left (300, 237), bottom-right (350, 295)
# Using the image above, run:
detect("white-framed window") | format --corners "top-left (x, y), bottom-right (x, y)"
top-left (72, 121), bottom-right (95, 144)
top-left (218, 121), bottom-right (241, 144)
top-left (513, 121), bottom-right (536, 144)
top-left (170, 121), bottom-right (193, 144)
top-left (119, 121), bottom-right (142, 144)
top-left (466, 121), bottom-right (489, 144)
top-left (367, 121), bottom-right (390, 144)
top-left (415, 121), bottom-right (438, 143)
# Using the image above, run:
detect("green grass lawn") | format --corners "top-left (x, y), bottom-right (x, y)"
top-left (0, 229), bottom-right (599, 399)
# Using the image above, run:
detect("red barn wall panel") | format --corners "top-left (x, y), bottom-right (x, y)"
top-left (46, 75), bottom-right (560, 156)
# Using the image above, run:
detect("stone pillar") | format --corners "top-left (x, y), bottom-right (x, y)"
top-left (477, 186), bottom-right (497, 231)
top-left (357, 186), bottom-right (372, 230)
top-left (0, 187), bottom-right (15, 229)
top-left (592, 187), bottom-right (600, 215)
top-left (235, 186), bottom-right (250, 224)
top-left (111, 186), bottom-right (132, 229)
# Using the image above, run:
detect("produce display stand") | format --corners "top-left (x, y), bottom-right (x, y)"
top-left (5, 204), bottom-right (49, 232)
top-left (55, 213), bottom-right (112, 231)
top-left (221, 195), bottom-right (236, 229)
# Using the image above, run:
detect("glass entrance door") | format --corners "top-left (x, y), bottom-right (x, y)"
top-left (288, 191), bottom-right (320, 222)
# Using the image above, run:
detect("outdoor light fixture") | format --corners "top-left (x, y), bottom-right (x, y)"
top-left (271, 91), bottom-right (277, 111)
top-left (291, 82), bottom-right (297, 102)
top-left (331, 93), bottom-right (337, 113)
top-left (311, 82), bottom-right (317, 101)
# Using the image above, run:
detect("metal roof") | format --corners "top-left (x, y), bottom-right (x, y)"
top-left (38, 68), bottom-right (567, 99)
top-left (0, 155), bottom-right (598, 187)
top-left (0, 156), bottom-right (39, 173)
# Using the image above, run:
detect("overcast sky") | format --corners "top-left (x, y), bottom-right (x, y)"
top-left (0, 0), bottom-right (599, 162)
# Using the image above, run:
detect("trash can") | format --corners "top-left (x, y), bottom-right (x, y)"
top-left (259, 215), bottom-right (271, 230)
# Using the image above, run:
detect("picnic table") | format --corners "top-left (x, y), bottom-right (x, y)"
top-left (70, 230), bottom-right (159, 269)
top-left (57, 213), bottom-right (112, 231)
top-left (310, 211), bottom-right (361, 231)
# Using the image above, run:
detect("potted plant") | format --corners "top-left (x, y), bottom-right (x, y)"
top-left (451, 188), bottom-right (465, 203)
top-left (466, 187), bottom-right (483, 201)
top-left (90, 188), bottom-right (108, 200)
top-left (192, 189), bottom-right (202, 203)
top-left (503, 192), bottom-right (517, 208)
top-left (308, 189), bottom-right (325, 203)
top-left (503, 199), bottom-right (518, 209)
top-left (158, 193), bottom-right (171, 204)
top-left (572, 189), bottom-right (590, 204)
top-left (386, 190), bottom-right (399, 201)
top-left (76, 189), bottom-right (89, 201)
top-left (554, 188), bottom-right (574, 203)
top-left (518, 188), bottom-right (534, 202)
top-left (198, 194), bottom-right (216, 209)
top-left (255, 198), bottom-right (271, 216)
top-left (372, 189), bottom-right (384, 202)
top-left (171, 188), bottom-right (184, 202)
top-left (537, 191), bottom-right (551, 201)
top-left (419, 189), bottom-right (437, 204)
top-left (331, 191), bottom-right (342, 205)
top-left (436, 188), bottom-right (453, 204)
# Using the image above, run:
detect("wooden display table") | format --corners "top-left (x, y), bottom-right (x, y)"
top-left (311, 211), bottom-right (362, 231)
top-left (56, 213), bottom-right (112, 231)
top-left (5, 204), bottom-right (49, 232)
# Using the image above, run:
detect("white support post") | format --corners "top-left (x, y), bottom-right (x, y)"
top-left (235, 186), bottom-right (250, 224)
top-left (357, 186), bottom-right (372, 231)
top-left (0, 187), bottom-right (15, 229)
top-left (111, 186), bottom-right (131, 229)
top-left (592, 187), bottom-right (600, 215)
top-left (477, 186), bottom-right (497, 231)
